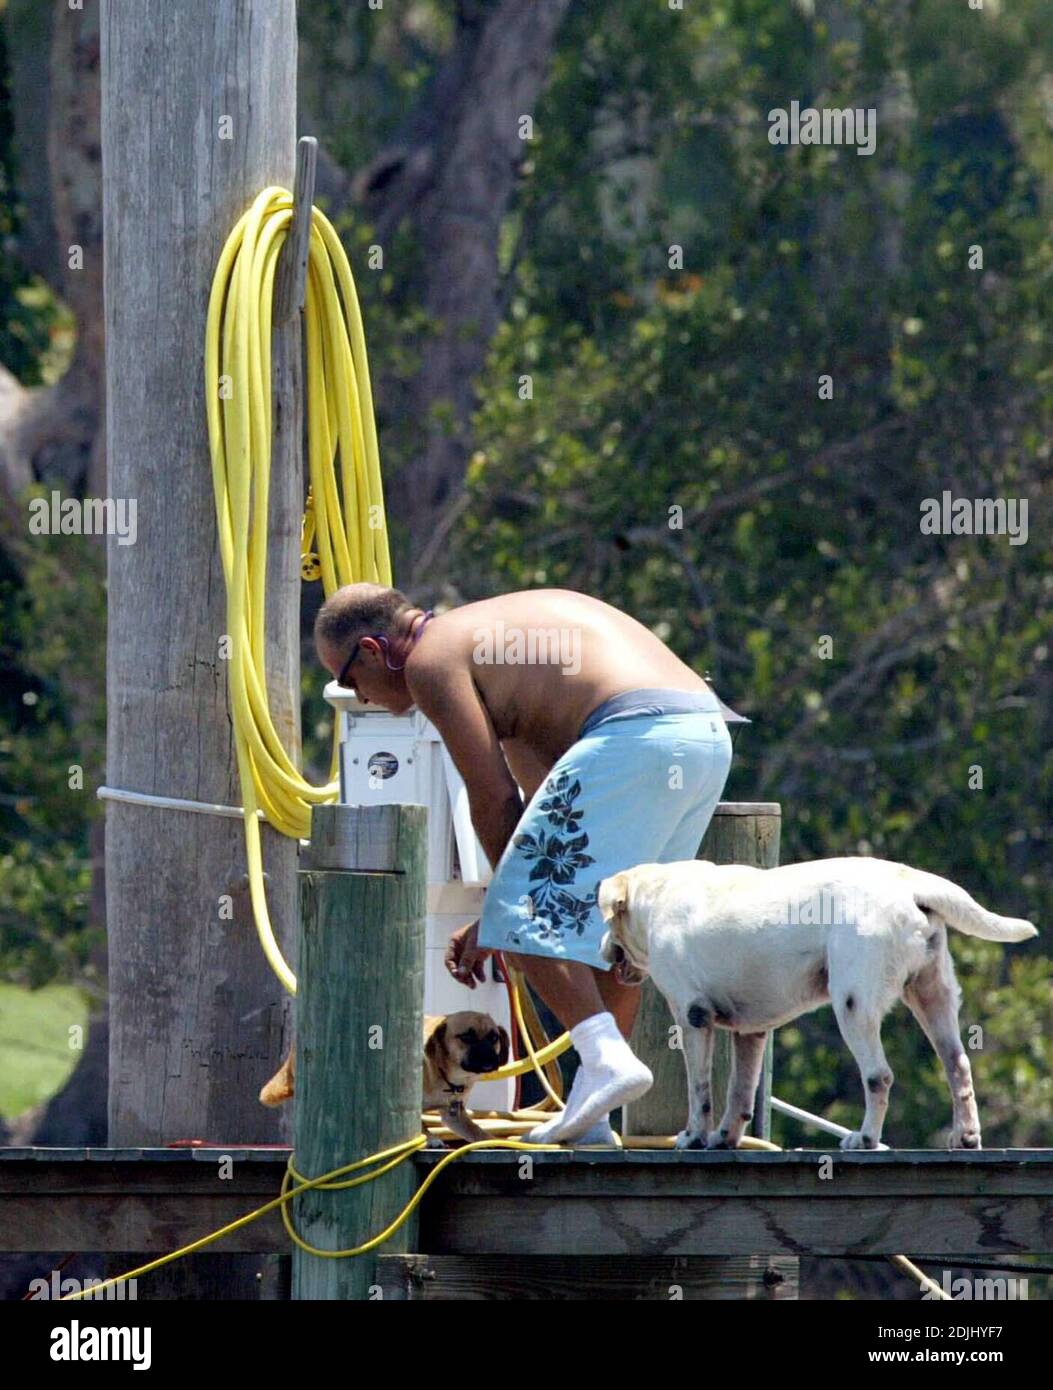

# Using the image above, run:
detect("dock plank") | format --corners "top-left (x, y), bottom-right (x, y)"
top-left (2, 1147), bottom-right (1050, 1258)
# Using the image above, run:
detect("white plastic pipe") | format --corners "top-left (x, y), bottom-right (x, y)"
top-left (98, 785), bottom-right (264, 819)
top-left (771, 1095), bottom-right (890, 1150)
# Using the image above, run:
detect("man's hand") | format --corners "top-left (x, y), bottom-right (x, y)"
top-left (445, 919), bottom-right (492, 988)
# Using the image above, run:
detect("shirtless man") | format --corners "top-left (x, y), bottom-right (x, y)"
top-left (315, 583), bottom-right (733, 1145)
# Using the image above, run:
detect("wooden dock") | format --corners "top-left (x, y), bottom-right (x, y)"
top-left (4, 1146), bottom-right (1050, 1299)
top-left (413, 1147), bottom-right (1053, 1256)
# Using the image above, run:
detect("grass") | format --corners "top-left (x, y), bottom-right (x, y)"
top-left (0, 981), bottom-right (89, 1120)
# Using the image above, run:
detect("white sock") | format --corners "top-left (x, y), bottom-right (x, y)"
top-left (571, 1116), bottom-right (620, 1147)
top-left (526, 1012), bottom-right (651, 1145)
top-left (551, 1068), bottom-right (619, 1147)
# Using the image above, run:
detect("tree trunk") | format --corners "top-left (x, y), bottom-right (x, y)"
top-left (0, 0), bottom-right (105, 571)
top-left (301, 0), bottom-right (572, 575)
top-left (101, 0), bottom-right (300, 1299)
top-left (405, 0), bottom-right (571, 553)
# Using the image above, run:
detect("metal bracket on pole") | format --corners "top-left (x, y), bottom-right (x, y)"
top-left (274, 135), bottom-right (318, 323)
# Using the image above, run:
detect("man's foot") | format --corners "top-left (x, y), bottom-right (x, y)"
top-left (525, 1012), bottom-right (652, 1145)
top-left (568, 1116), bottom-right (621, 1148)
top-left (525, 1064), bottom-right (650, 1144)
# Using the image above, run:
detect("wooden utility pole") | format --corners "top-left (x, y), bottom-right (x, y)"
top-left (101, 0), bottom-right (300, 1297)
top-left (294, 805), bottom-right (427, 1300)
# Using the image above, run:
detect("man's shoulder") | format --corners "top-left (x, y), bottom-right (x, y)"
top-left (440, 587), bottom-right (594, 613)
top-left (403, 633), bottom-right (475, 694)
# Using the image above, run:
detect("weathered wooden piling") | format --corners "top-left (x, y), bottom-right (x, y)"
top-left (292, 803), bottom-right (426, 1300)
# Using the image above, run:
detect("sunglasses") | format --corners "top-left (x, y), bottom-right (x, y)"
top-left (336, 639), bottom-right (364, 688)
top-left (335, 613), bottom-right (432, 687)
top-left (335, 632), bottom-right (398, 687)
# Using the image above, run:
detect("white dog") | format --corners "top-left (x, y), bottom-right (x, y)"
top-left (598, 858), bottom-right (1037, 1152)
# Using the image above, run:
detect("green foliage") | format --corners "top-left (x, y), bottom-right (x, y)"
top-left (0, 524), bottom-right (105, 987)
top-left (298, 0), bottom-right (455, 177)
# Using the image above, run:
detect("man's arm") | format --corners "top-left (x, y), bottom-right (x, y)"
top-left (501, 739), bottom-right (552, 804)
top-left (406, 658), bottom-right (524, 870)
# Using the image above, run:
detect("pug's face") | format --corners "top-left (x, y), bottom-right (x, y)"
top-left (440, 1011), bottom-right (511, 1074)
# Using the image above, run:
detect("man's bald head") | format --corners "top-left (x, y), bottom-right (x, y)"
top-left (314, 583), bottom-right (413, 666)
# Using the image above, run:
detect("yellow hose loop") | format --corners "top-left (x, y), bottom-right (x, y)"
top-left (508, 973), bottom-right (565, 1107)
top-left (511, 965), bottom-right (566, 1099)
top-left (279, 1138), bottom-right (566, 1259)
top-left (206, 186), bottom-right (392, 994)
top-left (57, 1136), bottom-right (563, 1298)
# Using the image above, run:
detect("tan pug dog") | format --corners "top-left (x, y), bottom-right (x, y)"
top-left (259, 1011), bottom-right (510, 1145)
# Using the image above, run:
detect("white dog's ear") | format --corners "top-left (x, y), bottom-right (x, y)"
top-left (598, 871), bottom-right (630, 924)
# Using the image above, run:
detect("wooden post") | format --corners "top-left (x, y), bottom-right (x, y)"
top-left (624, 803), bottom-right (782, 1139)
top-left (620, 802), bottom-right (788, 1301)
top-left (101, 0), bottom-right (300, 1298)
top-left (293, 804), bottom-right (427, 1301)
top-left (274, 137), bottom-right (318, 323)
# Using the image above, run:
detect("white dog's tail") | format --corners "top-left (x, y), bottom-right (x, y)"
top-left (907, 868), bottom-right (1037, 943)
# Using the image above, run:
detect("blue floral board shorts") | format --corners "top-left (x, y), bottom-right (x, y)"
top-left (477, 689), bottom-right (733, 970)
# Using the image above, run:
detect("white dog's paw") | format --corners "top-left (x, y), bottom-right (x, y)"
top-left (424, 1134), bottom-right (449, 1150)
top-left (948, 1125), bottom-right (982, 1151)
top-left (674, 1128), bottom-right (709, 1150)
top-left (839, 1130), bottom-right (879, 1151)
top-left (705, 1130), bottom-right (735, 1151)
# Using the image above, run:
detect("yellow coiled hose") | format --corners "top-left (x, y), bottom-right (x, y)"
top-left (206, 185), bottom-right (391, 994)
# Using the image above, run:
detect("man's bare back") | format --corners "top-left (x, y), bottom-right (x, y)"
top-left (406, 588), bottom-right (709, 771)
top-left (314, 581), bottom-right (731, 1136)
top-left (316, 582), bottom-right (714, 882)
